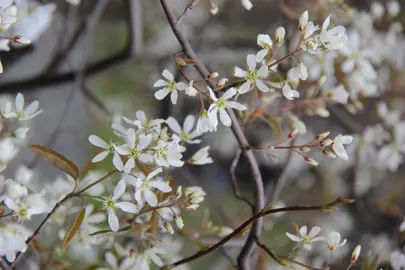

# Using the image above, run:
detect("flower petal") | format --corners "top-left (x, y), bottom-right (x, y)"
top-left (166, 117), bottom-right (182, 134)
top-left (219, 109), bottom-right (231, 127)
top-left (116, 202), bottom-right (137, 213)
top-left (112, 179), bottom-right (126, 200)
top-left (108, 210), bottom-right (119, 232)
top-left (92, 151), bottom-right (109, 163)
top-left (162, 69), bottom-right (174, 81)
top-left (153, 79), bottom-right (168, 87)
top-left (234, 66), bottom-right (248, 78)
top-left (151, 180), bottom-right (172, 192)
top-left (89, 135), bottom-right (108, 149)
top-left (144, 189), bottom-right (158, 207)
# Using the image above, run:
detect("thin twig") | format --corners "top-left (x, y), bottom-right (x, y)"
top-left (177, 0), bottom-right (200, 25)
top-left (158, 2), bottom-right (265, 268)
top-left (230, 149), bottom-right (255, 209)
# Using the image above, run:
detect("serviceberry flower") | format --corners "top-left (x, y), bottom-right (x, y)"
top-left (115, 129), bottom-right (154, 173)
top-left (123, 110), bottom-right (165, 134)
top-left (134, 247), bottom-right (165, 270)
top-left (0, 223), bottom-right (31, 262)
top-left (128, 168), bottom-right (172, 207)
top-left (256, 34), bottom-right (273, 62)
top-left (185, 80), bottom-right (198, 96)
top-left (287, 62), bottom-right (308, 82)
top-left (197, 109), bottom-right (216, 133)
top-left (331, 134), bottom-right (353, 160)
top-left (88, 135), bottom-right (117, 163)
top-left (102, 179), bottom-right (138, 232)
top-left (326, 231), bottom-right (347, 251)
top-left (234, 54), bottom-right (270, 93)
top-left (298, 11), bottom-right (309, 31)
top-left (207, 87), bottom-right (246, 127)
top-left (325, 84), bottom-right (349, 104)
top-left (286, 226), bottom-right (325, 250)
top-left (153, 141), bottom-right (184, 167)
top-left (189, 146), bottom-right (213, 165)
top-left (2, 93), bottom-right (42, 120)
top-left (241, 0), bottom-right (253, 10)
top-left (275, 27), bottom-right (285, 45)
top-left (282, 83), bottom-right (299, 100)
top-left (0, 3), bottom-right (17, 32)
top-left (153, 69), bottom-right (188, 104)
top-left (166, 115), bottom-right (201, 144)
top-left (318, 15), bottom-right (347, 50)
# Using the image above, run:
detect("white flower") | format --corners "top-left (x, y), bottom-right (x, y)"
top-left (102, 179), bottom-right (138, 232)
top-left (189, 146), bottom-right (213, 165)
top-left (134, 247), bottom-right (165, 270)
top-left (241, 0), bottom-right (253, 10)
top-left (281, 83), bottom-right (299, 100)
top-left (287, 62), bottom-right (308, 82)
top-left (12, 127), bottom-right (29, 140)
top-left (0, 3), bottom-right (17, 32)
top-left (391, 250), bottom-right (405, 270)
top-left (154, 141), bottom-right (184, 167)
top-left (167, 115), bottom-right (201, 144)
top-left (103, 251), bottom-right (135, 270)
top-left (197, 109), bottom-right (216, 133)
top-left (299, 11), bottom-right (309, 31)
top-left (153, 69), bottom-right (188, 104)
top-left (387, 1), bottom-right (400, 17)
top-left (377, 123), bottom-right (405, 171)
top-left (123, 110), bottom-right (165, 134)
top-left (325, 84), bottom-right (349, 104)
top-left (88, 135), bottom-right (116, 163)
top-left (185, 80), bottom-right (198, 96)
top-left (115, 129), bottom-right (153, 173)
top-left (256, 34), bottom-right (273, 62)
top-left (275, 27), bottom-right (285, 45)
top-left (300, 38), bottom-right (319, 54)
top-left (5, 194), bottom-right (49, 221)
top-left (318, 15), bottom-right (346, 50)
top-left (286, 226), bottom-right (325, 250)
top-left (286, 113), bottom-right (306, 134)
top-left (128, 168), bottom-right (171, 207)
top-left (0, 138), bottom-right (18, 170)
top-left (234, 54), bottom-right (269, 93)
top-left (0, 223), bottom-right (31, 262)
top-left (207, 87), bottom-right (246, 127)
top-left (326, 231), bottom-right (346, 251)
top-left (0, 176), bottom-right (27, 203)
top-left (174, 216), bottom-right (184, 229)
top-left (371, 2), bottom-right (385, 19)
top-left (332, 134), bottom-right (353, 160)
top-left (185, 186), bottom-right (206, 210)
top-left (303, 22), bottom-right (319, 40)
top-left (2, 93), bottom-right (42, 120)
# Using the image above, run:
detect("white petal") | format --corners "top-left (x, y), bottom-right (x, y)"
top-left (92, 151), bottom-right (109, 163)
top-left (153, 79), bottom-right (168, 87)
top-left (15, 93), bottom-right (24, 112)
top-left (154, 88), bottom-right (170, 100)
top-left (176, 82), bottom-right (188, 91)
top-left (24, 101), bottom-right (39, 115)
top-left (166, 117), bottom-right (182, 134)
top-left (183, 115), bottom-right (195, 133)
top-left (144, 189), bottom-right (158, 207)
top-left (227, 101), bottom-right (247, 111)
top-left (257, 65), bottom-right (269, 77)
top-left (170, 90), bottom-right (178, 104)
top-left (222, 87), bottom-right (237, 99)
top-left (219, 109), bottom-right (232, 127)
top-left (300, 226), bottom-right (308, 236)
top-left (123, 158), bottom-right (135, 174)
top-left (340, 135), bottom-right (353, 144)
top-left (115, 202), bottom-right (137, 213)
top-left (147, 167), bottom-right (163, 181)
top-left (286, 232), bottom-right (301, 242)
top-left (308, 226), bottom-right (321, 238)
top-left (234, 66), bottom-right (248, 78)
top-left (151, 180), bottom-right (172, 192)
top-left (162, 69), bottom-right (174, 81)
top-left (89, 135), bottom-right (108, 149)
top-left (247, 54), bottom-right (257, 71)
top-left (113, 153), bottom-right (124, 171)
top-left (108, 210), bottom-right (119, 232)
top-left (112, 179), bottom-right (126, 200)
top-left (239, 81), bottom-right (251, 94)
top-left (256, 49), bottom-right (268, 62)
top-left (255, 80), bottom-right (269, 92)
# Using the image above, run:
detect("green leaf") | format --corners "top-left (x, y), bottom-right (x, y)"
top-left (29, 144), bottom-right (79, 180)
top-left (63, 207), bottom-right (86, 250)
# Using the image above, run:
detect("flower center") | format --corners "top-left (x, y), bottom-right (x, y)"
top-left (17, 111), bottom-right (24, 118)
top-left (156, 147), bottom-right (168, 160)
top-left (168, 81), bottom-right (176, 90)
top-left (301, 236), bottom-right (312, 245)
top-left (17, 208), bottom-right (27, 220)
top-left (247, 70), bottom-right (258, 81)
top-left (180, 131), bottom-right (189, 140)
top-left (216, 99), bottom-right (226, 109)
top-left (130, 148), bottom-right (140, 157)
top-left (104, 198), bottom-right (115, 210)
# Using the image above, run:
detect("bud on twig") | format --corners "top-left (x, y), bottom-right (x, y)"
top-left (164, 222), bottom-right (174, 234)
top-left (322, 149), bottom-right (337, 158)
top-left (216, 78), bottom-right (228, 89)
top-left (300, 146), bottom-right (310, 153)
top-left (320, 138), bottom-right (333, 147)
top-left (208, 72), bottom-right (219, 79)
top-left (351, 245), bottom-right (361, 262)
top-left (316, 131), bottom-right (330, 141)
top-left (275, 27), bottom-right (285, 45)
top-left (305, 156), bottom-right (319, 166)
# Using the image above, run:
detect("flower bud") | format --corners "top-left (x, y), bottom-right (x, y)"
top-left (289, 129), bottom-right (298, 139)
top-left (318, 74), bottom-right (327, 86)
top-left (174, 215), bottom-right (184, 229)
top-left (305, 156), bottom-right (319, 166)
top-left (316, 131), bottom-right (330, 141)
top-left (13, 35), bottom-right (31, 45)
top-left (314, 107), bottom-right (330, 118)
top-left (175, 186), bottom-right (182, 199)
top-left (300, 146), bottom-right (310, 153)
top-left (275, 27), bottom-right (285, 45)
top-left (164, 222), bottom-right (174, 234)
top-left (351, 245), bottom-right (361, 262)
top-left (210, 2), bottom-right (219, 15)
top-left (299, 11), bottom-right (309, 31)
top-left (320, 138), bottom-right (333, 147)
top-left (322, 149), bottom-right (337, 158)
top-left (218, 226), bottom-right (233, 237)
top-left (216, 78), bottom-right (228, 89)
top-left (208, 72), bottom-right (219, 79)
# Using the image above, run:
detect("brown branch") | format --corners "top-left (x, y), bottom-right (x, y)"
top-left (158, 1), bottom-right (265, 268)
top-left (161, 197), bottom-right (351, 269)
top-left (230, 149), bottom-right (255, 209)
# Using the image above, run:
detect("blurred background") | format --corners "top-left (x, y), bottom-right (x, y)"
top-left (3, 0), bottom-right (405, 269)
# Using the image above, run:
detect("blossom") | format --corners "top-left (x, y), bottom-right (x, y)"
top-left (331, 134), bottom-right (353, 160)
top-left (281, 83), bottom-right (299, 100)
top-left (275, 27), bottom-right (285, 45)
top-left (102, 179), bottom-right (138, 232)
top-left (286, 226), bottom-right (325, 250)
top-left (189, 146), bottom-right (213, 165)
top-left (207, 87), bottom-right (246, 127)
top-left (287, 62), bottom-right (308, 81)
top-left (128, 168), bottom-right (172, 207)
top-left (166, 115), bottom-right (201, 144)
top-left (115, 129), bottom-right (153, 173)
top-left (88, 135), bottom-right (116, 163)
top-left (325, 84), bottom-right (349, 104)
top-left (123, 110), bottom-right (165, 134)
top-left (153, 69), bottom-right (188, 104)
top-left (0, 138), bottom-right (18, 171)
top-left (185, 80), bottom-right (198, 96)
top-left (197, 109), bottom-right (216, 133)
top-left (0, 223), bottom-right (31, 262)
top-left (0, 3), bottom-right (17, 32)
top-left (134, 247), bottom-right (165, 270)
top-left (298, 11), bottom-right (309, 31)
top-left (387, 1), bottom-right (400, 17)
top-left (5, 194), bottom-right (49, 221)
top-left (234, 54), bottom-right (269, 93)
top-left (318, 15), bottom-right (347, 50)
top-left (153, 141), bottom-right (184, 167)
top-left (326, 231), bottom-right (346, 251)
top-left (2, 93), bottom-right (42, 120)
top-left (184, 186), bottom-right (206, 210)
top-left (256, 34), bottom-right (273, 62)
top-left (240, 0), bottom-right (253, 10)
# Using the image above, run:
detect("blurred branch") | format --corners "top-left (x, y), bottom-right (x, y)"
top-left (230, 149), bottom-right (255, 209)
top-left (159, 1), bottom-right (264, 268)
top-left (0, 0), bottom-right (142, 93)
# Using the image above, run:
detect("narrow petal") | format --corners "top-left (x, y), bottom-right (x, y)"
top-left (154, 88), bottom-right (170, 100)
top-left (153, 79), bottom-right (168, 87)
top-left (170, 90), bottom-right (178, 104)
top-left (219, 109), bottom-right (232, 127)
top-left (24, 101), bottom-right (39, 115)
top-left (222, 87), bottom-right (237, 99)
top-left (238, 81), bottom-right (251, 94)
top-left (183, 115), bottom-right (195, 133)
top-left (286, 232), bottom-right (301, 242)
top-left (92, 151), bottom-right (109, 163)
top-left (255, 80), bottom-right (269, 92)
top-left (147, 167), bottom-right (163, 181)
top-left (207, 86), bottom-right (218, 101)
top-left (151, 180), bottom-right (172, 192)
top-left (162, 69), bottom-right (174, 81)
top-left (300, 226), bottom-right (308, 236)
top-left (234, 66), bottom-right (248, 78)
top-left (15, 93), bottom-right (24, 112)
top-left (89, 135), bottom-right (108, 149)
top-left (116, 202), bottom-right (137, 213)
top-left (176, 82), bottom-right (188, 91)
top-left (108, 210), bottom-right (119, 232)
top-left (256, 49), bottom-right (268, 63)
top-left (227, 101), bottom-right (247, 111)
top-left (247, 54), bottom-right (257, 71)
top-left (124, 158), bottom-right (135, 174)
top-left (257, 65), bottom-right (269, 77)
top-left (112, 179), bottom-right (126, 200)
top-left (144, 189), bottom-right (158, 207)
top-left (166, 117), bottom-right (182, 134)
top-left (113, 153), bottom-right (124, 171)
top-left (308, 226), bottom-right (321, 238)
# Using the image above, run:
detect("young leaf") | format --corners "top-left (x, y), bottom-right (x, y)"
top-left (63, 207), bottom-right (86, 250)
top-left (29, 144), bottom-right (79, 180)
